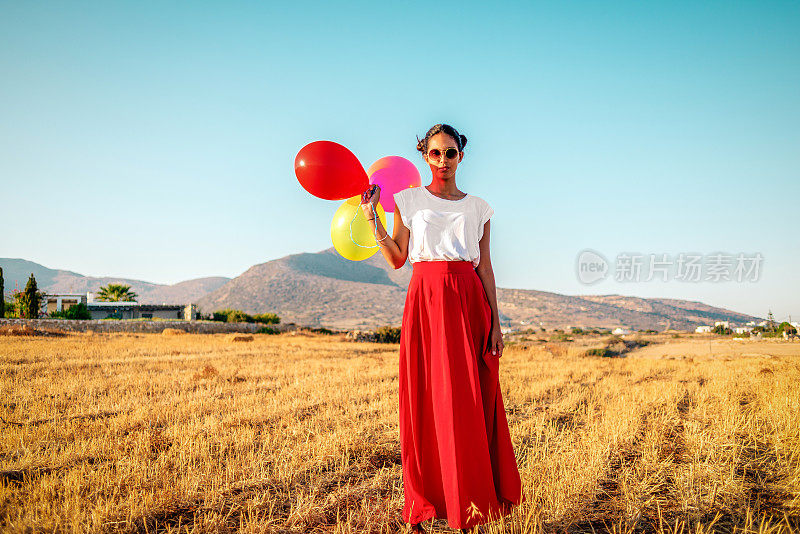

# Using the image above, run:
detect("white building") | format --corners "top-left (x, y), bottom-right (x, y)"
top-left (44, 293), bottom-right (86, 315)
top-left (734, 326), bottom-right (753, 334)
top-left (695, 326), bottom-right (712, 333)
top-left (714, 321), bottom-right (730, 329)
top-left (612, 327), bottom-right (630, 335)
top-left (43, 292), bottom-right (197, 320)
top-left (87, 301), bottom-right (196, 320)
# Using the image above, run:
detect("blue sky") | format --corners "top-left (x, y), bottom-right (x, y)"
top-left (2, 1), bottom-right (798, 320)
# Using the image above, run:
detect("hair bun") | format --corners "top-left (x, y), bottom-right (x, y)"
top-left (416, 123), bottom-right (467, 154)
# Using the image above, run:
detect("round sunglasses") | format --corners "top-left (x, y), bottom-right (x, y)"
top-left (427, 147), bottom-right (460, 161)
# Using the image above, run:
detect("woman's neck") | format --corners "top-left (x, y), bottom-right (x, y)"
top-left (427, 179), bottom-right (465, 199)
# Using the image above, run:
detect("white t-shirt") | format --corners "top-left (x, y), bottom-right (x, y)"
top-left (393, 185), bottom-right (494, 268)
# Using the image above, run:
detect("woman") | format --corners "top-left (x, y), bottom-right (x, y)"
top-left (360, 123), bottom-right (524, 532)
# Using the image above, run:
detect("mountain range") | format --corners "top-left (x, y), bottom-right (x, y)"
top-left (1, 250), bottom-right (763, 331)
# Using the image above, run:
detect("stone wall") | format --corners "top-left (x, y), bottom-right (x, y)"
top-left (345, 330), bottom-right (380, 342)
top-left (0, 318), bottom-right (292, 334)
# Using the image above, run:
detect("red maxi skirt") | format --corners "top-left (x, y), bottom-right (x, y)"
top-left (399, 260), bottom-right (524, 529)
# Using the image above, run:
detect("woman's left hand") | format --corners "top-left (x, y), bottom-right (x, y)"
top-left (360, 185), bottom-right (380, 218)
top-left (488, 323), bottom-right (504, 358)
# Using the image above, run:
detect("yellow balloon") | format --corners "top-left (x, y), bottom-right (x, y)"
top-left (331, 195), bottom-right (388, 261)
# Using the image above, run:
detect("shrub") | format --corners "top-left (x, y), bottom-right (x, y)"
top-left (713, 324), bottom-right (732, 335)
top-left (375, 326), bottom-right (401, 344)
top-left (549, 333), bottom-right (573, 342)
top-left (212, 309), bottom-right (254, 323)
top-left (309, 327), bottom-right (334, 335)
top-left (253, 312), bottom-right (280, 325)
top-left (2, 299), bottom-right (17, 318)
top-left (583, 347), bottom-right (614, 357)
top-left (50, 303), bottom-right (91, 320)
top-left (778, 322), bottom-right (797, 335)
top-left (571, 327), bottom-right (584, 335)
top-left (256, 326), bottom-right (280, 335)
top-left (227, 310), bottom-right (252, 323)
top-left (584, 336), bottom-right (650, 358)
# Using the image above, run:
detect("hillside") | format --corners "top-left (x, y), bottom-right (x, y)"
top-left (0, 258), bottom-right (229, 305)
top-left (2, 252), bottom-right (764, 331)
top-left (195, 247), bottom-right (764, 331)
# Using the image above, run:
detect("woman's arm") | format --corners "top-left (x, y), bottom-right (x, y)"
top-left (361, 187), bottom-right (409, 270)
top-left (376, 207), bottom-right (410, 270)
top-left (475, 220), bottom-right (504, 357)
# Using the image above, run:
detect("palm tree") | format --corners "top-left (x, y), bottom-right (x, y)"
top-left (95, 284), bottom-right (138, 302)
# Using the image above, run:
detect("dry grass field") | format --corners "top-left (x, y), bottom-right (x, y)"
top-left (1, 330), bottom-right (799, 533)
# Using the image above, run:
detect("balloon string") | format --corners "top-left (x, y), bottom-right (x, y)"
top-left (349, 207), bottom-right (379, 249)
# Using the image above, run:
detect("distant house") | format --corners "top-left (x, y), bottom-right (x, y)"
top-left (714, 321), bottom-right (730, 329)
top-left (87, 301), bottom-right (196, 320)
top-left (734, 326), bottom-right (753, 334)
top-left (43, 292), bottom-right (197, 320)
top-left (45, 293), bottom-right (86, 315)
top-left (695, 326), bottom-right (712, 333)
top-left (612, 327), bottom-right (629, 335)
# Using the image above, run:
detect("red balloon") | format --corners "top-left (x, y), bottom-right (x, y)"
top-left (295, 141), bottom-right (369, 200)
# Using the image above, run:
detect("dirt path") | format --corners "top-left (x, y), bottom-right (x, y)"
top-left (627, 338), bottom-right (800, 359)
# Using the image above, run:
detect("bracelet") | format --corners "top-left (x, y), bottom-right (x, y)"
top-left (365, 203), bottom-right (390, 243)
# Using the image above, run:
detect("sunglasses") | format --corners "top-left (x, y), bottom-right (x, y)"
top-left (427, 147), bottom-right (460, 161)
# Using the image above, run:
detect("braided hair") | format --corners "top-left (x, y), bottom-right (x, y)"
top-left (416, 123), bottom-right (468, 156)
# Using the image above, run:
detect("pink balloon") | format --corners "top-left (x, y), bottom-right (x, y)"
top-left (367, 156), bottom-right (421, 215)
